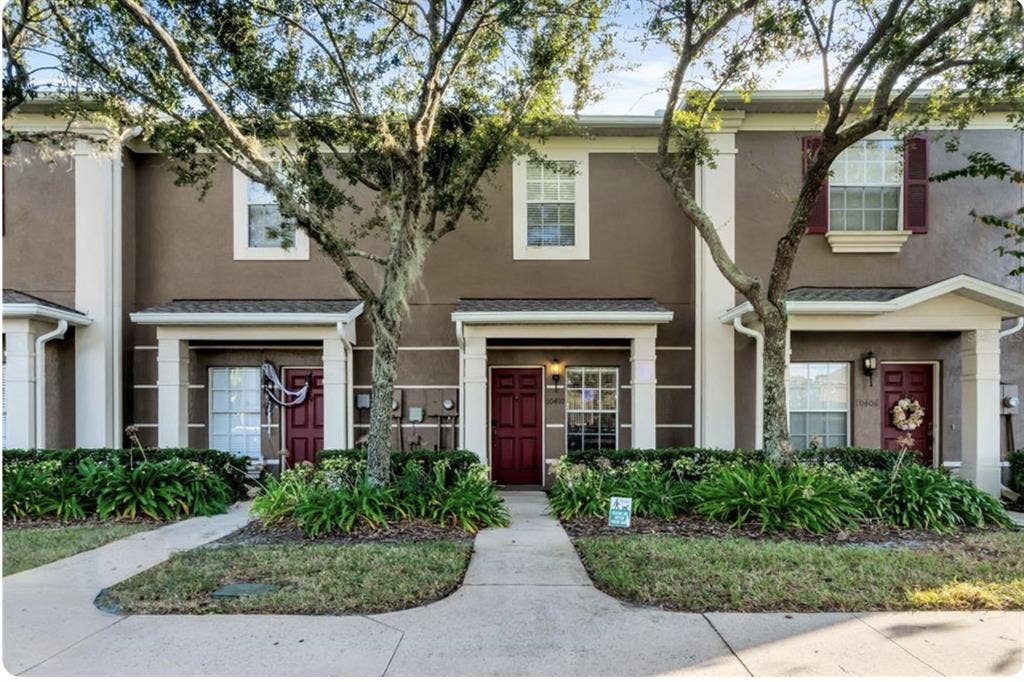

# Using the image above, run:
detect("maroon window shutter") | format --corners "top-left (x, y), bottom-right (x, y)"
top-left (803, 135), bottom-right (828, 234)
top-left (904, 136), bottom-right (928, 233)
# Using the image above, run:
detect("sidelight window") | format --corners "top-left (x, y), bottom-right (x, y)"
top-left (787, 362), bottom-right (850, 450)
top-left (208, 366), bottom-right (262, 461)
top-left (565, 367), bottom-right (618, 451)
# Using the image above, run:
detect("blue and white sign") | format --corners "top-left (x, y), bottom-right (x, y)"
top-left (608, 496), bottom-right (633, 528)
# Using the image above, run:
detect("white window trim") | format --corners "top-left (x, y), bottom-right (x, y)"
top-left (232, 167), bottom-right (310, 261)
top-left (512, 151), bottom-right (590, 260)
top-left (564, 366), bottom-right (619, 451)
top-left (786, 362), bottom-right (851, 449)
top-left (826, 137), bottom-right (912, 254)
top-left (207, 366), bottom-right (264, 462)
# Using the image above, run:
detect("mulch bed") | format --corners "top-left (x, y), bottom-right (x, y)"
top-left (214, 519), bottom-right (474, 547)
top-left (560, 514), bottom-right (1004, 548)
top-left (3, 518), bottom-right (162, 530)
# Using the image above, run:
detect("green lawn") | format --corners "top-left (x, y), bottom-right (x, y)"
top-left (3, 523), bottom-right (152, 575)
top-left (575, 531), bottom-right (1024, 611)
top-left (100, 541), bottom-right (472, 615)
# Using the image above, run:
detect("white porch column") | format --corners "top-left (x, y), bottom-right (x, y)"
top-left (322, 337), bottom-right (348, 449)
top-left (74, 139), bottom-right (119, 446)
top-left (156, 337), bottom-right (189, 447)
top-left (631, 333), bottom-right (657, 448)
top-left (4, 320), bottom-right (38, 448)
top-left (695, 123), bottom-right (740, 448)
top-left (462, 334), bottom-right (489, 462)
top-left (960, 329), bottom-right (1001, 496)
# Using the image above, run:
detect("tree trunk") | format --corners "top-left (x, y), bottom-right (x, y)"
top-left (761, 317), bottom-right (792, 464)
top-left (366, 307), bottom-right (402, 486)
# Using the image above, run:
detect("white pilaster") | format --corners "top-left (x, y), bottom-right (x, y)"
top-left (156, 336), bottom-right (189, 447)
top-left (322, 337), bottom-right (348, 449)
top-left (631, 333), bottom-right (658, 448)
top-left (74, 139), bottom-right (119, 446)
top-left (960, 329), bottom-right (1001, 496)
top-left (695, 126), bottom-right (740, 448)
top-left (462, 334), bottom-right (489, 463)
top-left (3, 320), bottom-right (38, 448)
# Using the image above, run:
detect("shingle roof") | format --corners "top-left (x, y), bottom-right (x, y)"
top-left (134, 299), bottom-right (362, 315)
top-left (3, 289), bottom-right (85, 315)
top-left (454, 298), bottom-right (670, 314)
top-left (786, 287), bottom-right (918, 303)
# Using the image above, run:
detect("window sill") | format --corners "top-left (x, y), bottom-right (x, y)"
top-left (826, 230), bottom-right (911, 254)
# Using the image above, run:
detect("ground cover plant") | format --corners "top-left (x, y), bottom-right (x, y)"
top-left (3, 451), bottom-right (241, 523)
top-left (574, 532), bottom-right (1024, 612)
top-left (3, 522), bottom-right (154, 575)
top-left (251, 451), bottom-right (509, 536)
top-left (548, 448), bottom-right (1012, 533)
top-left (97, 541), bottom-right (471, 615)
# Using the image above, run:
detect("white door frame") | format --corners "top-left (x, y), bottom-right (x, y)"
top-left (879, 360), bottom-right (941, 468)
top-left (488, 364), bottom-right (546, 487)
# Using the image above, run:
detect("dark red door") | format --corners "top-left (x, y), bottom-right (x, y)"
top-left (491, 368), bottom-right (543, 484)
top-left (881, 364), bottom-right (934, 465)
top-left (285, 368), bottom-right (324, 467)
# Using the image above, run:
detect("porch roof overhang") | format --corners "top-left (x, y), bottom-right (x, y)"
top-left (451, 298), bottom-right (674, 325)
top-left (130, 299), bottom-right (364, 326)
top-left (718, 275), bottom-right (1024, 331)
top-left (3, 290), bottom-right (92, 326)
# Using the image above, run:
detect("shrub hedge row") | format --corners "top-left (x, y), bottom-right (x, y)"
top-left (2, 448), bottom-right (252, 502)
top-left (316, 449), bottom-right (479, 482)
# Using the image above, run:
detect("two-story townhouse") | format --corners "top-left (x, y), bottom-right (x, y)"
top-left (4, 92), bottom-right (1023, 496)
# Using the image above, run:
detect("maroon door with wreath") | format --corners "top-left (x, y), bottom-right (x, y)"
top-left (881, 364), bottom-right (934, 465)
top-left (491, 368), bottom-right (543, 484)
top-left (285, 368), bottom-right (324, 467)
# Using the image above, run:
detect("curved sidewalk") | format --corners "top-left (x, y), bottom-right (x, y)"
top-left (4, 492), bottom-right (1022, 676)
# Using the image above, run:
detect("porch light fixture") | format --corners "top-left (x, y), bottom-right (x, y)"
top-left (862, 351), bottom-right (878, 386)
top-left (549, 358), bottom-right (564, 388)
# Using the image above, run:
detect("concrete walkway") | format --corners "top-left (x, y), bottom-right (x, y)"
top-left (4, 492), bottom-right (1022, 676)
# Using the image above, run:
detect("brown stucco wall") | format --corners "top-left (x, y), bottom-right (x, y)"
top-left (43, 333), bottom-right (76, 448)
top-left (3, 143), bottom-right (76, 307)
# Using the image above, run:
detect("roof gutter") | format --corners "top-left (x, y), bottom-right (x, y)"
top-left (999, 317), bottom-right (1024, 339)
top-left (130, 305), bottom-right (364, 326)
top-left (3, 303), bottom-right (93, 326)
top-left (450, 310), bottom-right (674, 324)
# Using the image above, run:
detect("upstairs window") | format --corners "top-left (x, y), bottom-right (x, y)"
top-left (512, 151), bottom-right (589, 260)
top-left (829, 140), bottom-right (902, 232)
top-left (232, 168), bottom-right (310, 260)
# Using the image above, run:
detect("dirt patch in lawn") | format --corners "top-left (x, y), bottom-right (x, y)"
top-left (561, 514), bottom-right (1006, 550)
top-left (213, 518), bottom-right (474, 547)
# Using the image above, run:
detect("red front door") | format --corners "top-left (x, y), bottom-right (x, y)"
top-left (881, 363), bottom-right (934, 465)
top-left (491, 368), bottom-right (543, 485)
top-left (285, 368), bottom-right (324, 467)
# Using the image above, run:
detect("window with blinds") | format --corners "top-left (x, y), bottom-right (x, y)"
top-left (525, 160), bottom-right (576, 247)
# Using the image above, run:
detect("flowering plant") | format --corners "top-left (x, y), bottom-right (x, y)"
top-left (891, 397), bottom-right (925, 431)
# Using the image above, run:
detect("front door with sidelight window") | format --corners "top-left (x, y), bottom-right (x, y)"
top-left (490, 368), bottom-right (543, 485)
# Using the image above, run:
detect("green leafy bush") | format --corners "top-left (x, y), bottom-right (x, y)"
top-left (1009, 449), bottom-right (1024, 495)
top-left (547, 458), bottom-right (694, 520)
top-left (863, 463), bottom-right (1012, 532)
top-left (3, 448), bottom-right (251, 502)
top-left (316, 449), bottom-right (479, 483)
top-left (426, 464), bottom-right (510, 532)
top-left (694, 463), bottom-right (868, 533)
top-left (798, 447), bottom-right (905, 472)
top-left (294, 483), bottom-right (398, 536)
top-left (3, 457), bottom-right (231, 522)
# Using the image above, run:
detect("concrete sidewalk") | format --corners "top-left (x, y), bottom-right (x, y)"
top-left (4, 492), bottom-right (1022, 676)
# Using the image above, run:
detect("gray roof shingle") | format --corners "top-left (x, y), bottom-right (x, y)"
top-left (787, 287), bottom-right (917, 303)
top-left (3, 289), bottom-right (85, 315)
top-left (455, 298), bottom-right (670, 314)
top-left (134, 299), bottom-right (361, 315)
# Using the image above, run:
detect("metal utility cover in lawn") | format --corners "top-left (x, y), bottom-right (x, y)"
top-left (212, 583), bottom-right (280, 598)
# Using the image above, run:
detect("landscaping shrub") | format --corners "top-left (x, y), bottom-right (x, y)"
top-left (694, 462), bottom-right (868, 533)
top-left (1009, 449), bottom-right (1024, 496)
top-left (3, 457), bottom-right (232, 522)
top-left (2, 448), bottom-right (251, 502)
top-left (316, 449), bottom-right (479, 483)
top-left (547, 458), bottom-right (695, 520)
top-left (863, 463), bottom-right (1012, 532)
top-left (797, 447), bottom-right (905, 472)
top-left (251, 459), bottom-right (509, 535)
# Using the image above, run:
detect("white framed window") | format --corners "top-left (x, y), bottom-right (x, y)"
top-left (232, 167), bottom-right (310, 260)
top-left (787, 362), bottom-right (850, 450)
top-left (565, 367), bottom-right (618, 450)
top-left (208, 367), bottom-right (263, 461)
top-left (512, 151), bottom-right (589, 260)
top-left (829, 140), bottom-right (903, 232)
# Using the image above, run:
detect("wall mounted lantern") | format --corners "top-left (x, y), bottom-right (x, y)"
top-left (862, 351), bottom-right (878, 386)
top-left (549, 358), bottom-right (564, 388)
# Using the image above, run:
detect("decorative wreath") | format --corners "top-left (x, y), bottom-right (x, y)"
top-left (891, 397), bottom-right (925, 432)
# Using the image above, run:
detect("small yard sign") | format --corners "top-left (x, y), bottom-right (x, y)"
top-left (608, 496), bottom-right (633, 528)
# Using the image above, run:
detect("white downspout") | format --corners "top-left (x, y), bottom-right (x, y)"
top-left (35, 320), bottom-right (69, 447)
top-left (733, 316), bottom-right (764, 449)
top-left (342, 335), bottom-right (355, 449)
top-left (999, 317), bottom-right (1023, 340)
top-left (455, 320), bottom-right (465, 450)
